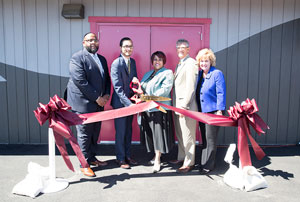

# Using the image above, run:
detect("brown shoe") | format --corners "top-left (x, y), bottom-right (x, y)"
top-left (116, 160), bottom-right (130, 169)
top-left (125, 158), bottom-right (138, 165)
top-left (80, 167), bottom-right (96, 177)
top-left (90, 160), bottom-right (108, 167)
top-left (169, 159), bottom-right (183, 165)
top-left (177, 165), bottom-right (194, 173)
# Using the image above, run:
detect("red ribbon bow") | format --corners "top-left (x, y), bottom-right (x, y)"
top-left (227, 98), bottom-right (270, 168)
top-left (34, 95), bottom-right (268, 171)
top-left (159, 98), bottom-right (269, 168)
top-left (34, 95), bottom-right (89, 171)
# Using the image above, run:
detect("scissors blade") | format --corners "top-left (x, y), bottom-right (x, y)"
top-left (140, 95), bottom-right (171, 101)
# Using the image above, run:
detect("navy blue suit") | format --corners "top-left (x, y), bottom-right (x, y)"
top-left (110, 55), bottom-right (137, 161)
top-left (67, 48), bottom-right (111, 163)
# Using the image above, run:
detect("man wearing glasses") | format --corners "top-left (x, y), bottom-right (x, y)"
top-left (67, 32), bottom-right (111, 177)
top-left (111, 37), bottom-right (138, 169)
top-left (171, 39), bottom-right (198, 173)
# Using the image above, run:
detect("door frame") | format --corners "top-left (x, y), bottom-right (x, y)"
top-left (88, 16), bottom-right (212, 143)
top-left (89, 16), bottom-right (211, 48)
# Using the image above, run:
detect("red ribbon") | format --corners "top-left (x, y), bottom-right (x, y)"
top-left (227, 98), bottom-right (269, 168)
top-left (158, 99), bottom-right (269, 168)
top-left (80, 101), bottom-right (160, 124)
top-left (34, 95), bottom-right (268, 170)
top-left (34, 95), bottom-right (89, 171)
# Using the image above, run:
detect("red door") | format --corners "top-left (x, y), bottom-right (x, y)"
top-left (150, 25), bottom-right (203, 72)
top-left (97, 24), bottom-right (151, 142)
top-left (96, 23), bottom-right (204, 143)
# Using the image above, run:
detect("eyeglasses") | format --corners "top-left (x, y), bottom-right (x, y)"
top-left (84, 39), bottom-right (99, 43)
top-left (122, 45), bottom-right (133, 49)
top-left (176, 46), bottom-right (188, 50)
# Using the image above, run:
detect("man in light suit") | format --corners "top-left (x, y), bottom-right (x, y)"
top-left (171, 39), bottom-right (198, 173)
top-left (111, 37), bottom-right (138, 169)
top-left (67, 32), bottom-right (111, 177)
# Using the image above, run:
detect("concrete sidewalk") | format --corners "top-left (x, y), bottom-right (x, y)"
top-left (1, 144), bottom-right (300, 202)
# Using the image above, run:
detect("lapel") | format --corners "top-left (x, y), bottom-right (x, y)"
top-left (83, 48), bottom-right (102, 76)
top-left (144, 70), bottom-right (154, 81)
top-left (175, 55), bottom-right (190, 78)
top-left (153, 67), bottom-right (165, 82)
top-left (144, 67), bottom-right (164, 84)
top-left (205, 66), bottom-right (215, 79)
top-left (120, 54), bottom-right (131, 76)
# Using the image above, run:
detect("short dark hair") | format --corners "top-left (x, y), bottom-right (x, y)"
top-left (176, 39), bottom-right (189, 48)
top-left (119, 37), bottom-right (132, 47)
top-left (151, 51), bottom-right (166, 65)
top-left (83, 32), bottom-right (97, 39)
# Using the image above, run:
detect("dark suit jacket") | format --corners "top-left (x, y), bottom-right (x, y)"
top-left (110, 55), bottom-right (137, 108)
top-left (67, 48), bottom-right (111, 113)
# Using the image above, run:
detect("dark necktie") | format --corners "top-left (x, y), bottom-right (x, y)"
top-left (128, 59), bottom-right (131, 74)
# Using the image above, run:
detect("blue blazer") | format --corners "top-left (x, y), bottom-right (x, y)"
top-left (141, 67), bottom-right (174, 112)
top-left (67, 48), bottom-right (111, 113)
top-left (196, 66), bottom-right (226, 113)
top-left (110, 55), bottom-right (137, 108)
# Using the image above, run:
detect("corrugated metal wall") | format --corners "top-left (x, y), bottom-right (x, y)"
top-left (0, 0), bottom-right (299, 145)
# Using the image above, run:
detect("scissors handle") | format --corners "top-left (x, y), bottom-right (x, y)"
top-left (130, 79), bottom-right (143, 95)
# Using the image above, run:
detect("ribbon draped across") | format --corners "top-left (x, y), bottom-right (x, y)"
top-left (34, 95), bottom-right (89, 171)
top-left (34, 95), bottom-right (268, 171)
top-left (157, 100), bottom-right (269, 168)
top-left (34, 95), bottom-right (161, 171)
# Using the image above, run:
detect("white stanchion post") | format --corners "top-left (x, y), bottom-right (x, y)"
top-left (42, 128), bottom-right (69, 193)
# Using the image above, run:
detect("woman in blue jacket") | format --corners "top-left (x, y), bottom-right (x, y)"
top-left (195, 48), bottom-right (226, 174)
top-left (140, 51), bottom-right (174, 173)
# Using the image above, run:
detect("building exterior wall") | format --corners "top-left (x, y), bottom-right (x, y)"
top-left (0, 0), bottom-right (299, 145)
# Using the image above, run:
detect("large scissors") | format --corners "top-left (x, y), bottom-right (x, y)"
top-left (130, 78), bottom-right (171, 113)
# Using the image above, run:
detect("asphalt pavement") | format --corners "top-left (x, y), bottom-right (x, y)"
top-left (1, 144), bottom-right (300, 202)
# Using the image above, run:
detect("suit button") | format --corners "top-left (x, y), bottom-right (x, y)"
top-left (201, 100), bottom-right (204, 102)
top-left (200, 92), bottom-right (203, 95)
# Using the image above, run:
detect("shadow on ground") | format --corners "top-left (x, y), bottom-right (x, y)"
top-left (1, 144), bottom-right (298, 186)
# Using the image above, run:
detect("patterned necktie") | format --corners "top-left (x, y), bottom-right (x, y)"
top-left (92, 54), bottom-right (104, 77)
top-left (128, 59), bottom-right (131, 74)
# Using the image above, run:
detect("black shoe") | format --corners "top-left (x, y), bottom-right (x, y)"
top-left (148, 159), bottom-right (155, 165)
top-left (199, 168), bottom-right (211, 174)
top-left (125, 157), bottom-right (138, 165)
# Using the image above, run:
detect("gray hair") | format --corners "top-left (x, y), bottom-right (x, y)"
top-left (176, 39), bottom-right (189, 48)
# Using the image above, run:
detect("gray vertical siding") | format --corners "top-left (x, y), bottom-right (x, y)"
top-left (216, 20), bottom-right (300, 145)
top-left (0, 63), bottom-right (9, 143)
top-left (289, 19), bottom-right (300, 144)
top-left (0, 0), bottom-right (299, 145)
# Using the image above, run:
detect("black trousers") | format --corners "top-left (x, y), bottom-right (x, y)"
top-left (199, 119), bottom-right (220, 171)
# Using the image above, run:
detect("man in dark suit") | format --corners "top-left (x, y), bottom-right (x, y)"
top-left (111, 37), bottom-right (138, 169)
top-left (67, 32), bottom-right (111, 177)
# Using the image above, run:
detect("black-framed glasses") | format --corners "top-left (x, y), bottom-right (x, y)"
top-left (122, 45), bottom-right (133, 49)
top-left (84, 39), bottom-right (99, 43)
